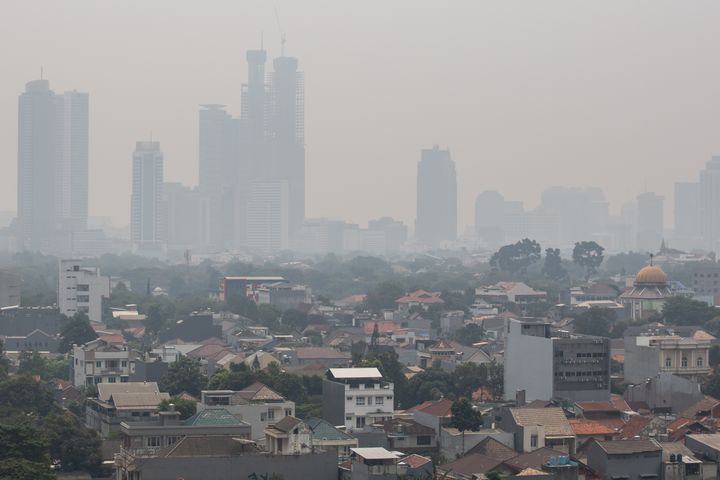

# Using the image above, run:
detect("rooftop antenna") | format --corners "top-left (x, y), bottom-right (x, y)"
top-left (275, 6), bottom-right (286, 56)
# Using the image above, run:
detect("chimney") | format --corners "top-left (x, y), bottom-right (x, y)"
top-left (516, 389), bottom-right (526, 407)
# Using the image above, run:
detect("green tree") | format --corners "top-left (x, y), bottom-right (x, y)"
top-left (158, 397), bottom-right (197, 420)
top-left (0, 376), bottom-right (58, 417)
top-left (573, 308), bottom-right (616, 337)
top-left (144, 304), bottom-right (170, 335)
top-left (711, 345), bottom-right (720, 368)
top-left (44, 412), bottom-right (102, 473)
top-left (366, 281), bottom-right (406, 312)
top-left (542, 248), bottom-right (567, 282)
top-left (452, 324), bottom-right (485, 347)
top-left (0, 419), bottom-right (53, 480)
top-left (452, 363), bottom-right (489, 398)
top-left (486, 362), bottom-right (504, 400)
top-left (58, 312), bottom-right (98, 353)
top-left (490, 239), bottom-right (542, 275)
top-left (450, 398), bottom-right (483, 455)
top-left (705, 372), bottom-right (720, 399)
top-left (663, 296), bottom-right (717, 326)
top-left (281, 309), bottom-right (309, 331)
top-left (572, 241), bottom-right (605, 280)
top-left (159, 357), bottom-right (206, 396)
top-left (0, 340), bottom-right (9, 380)
top-left (0, 457), bottom-right (54, 480)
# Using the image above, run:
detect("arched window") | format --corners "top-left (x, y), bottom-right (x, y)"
top-left (682, 357), bottom-right (688, 368)
top-left (665, 357), bottom-right (672, 368)
top-left (697, 357), bottom-right (704, 368)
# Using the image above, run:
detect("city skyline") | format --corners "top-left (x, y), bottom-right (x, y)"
top-left (2, 1), bottom-right (720, 233)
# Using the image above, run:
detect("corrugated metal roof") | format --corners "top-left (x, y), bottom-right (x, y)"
top-left (329, 367), bottom-right (382, 379)
top-left (351, 447), bottom-right (399, 460)
top-left (184, 408), bottom-right (242, 426)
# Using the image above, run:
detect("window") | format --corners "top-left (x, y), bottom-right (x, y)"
top-left (531, 434), bottom-right (538, 448)
top-left (94, 376), bottom-right (102, 384)
top-left (108, 377), bottom-right (116, 383)
top-left (268, 409), bottom-right (275, 421)
top-left (261, 412), bottom-right (267, 422)
top-left (682, 357), bottom-right (688, 368)
top-left (77, 284), bottom-right (89, 291)
top-left (285, 408), bottom-right (293, 417)
top-left (356, 396), bottom-right (365, 406)
top-left (665, 358), bottom-right (671, 368)
top-left (146, 436), bottom-right (161, 447)
top-left (698, 357), bottom-right (704, 367)
top-left (375, 396), bottom-right (384, 405)
top-left (120, 377), bottom-right (128, 383)
top-left (96, 361), bottom-right (102, 368)
top-left (167, 436), bottom-right (180, 446)
top-left (367, 397), bottom-right (373, 405)
top-left (121, 361), bottom-right (127, 368)
top-left (346, 415), bottom-right (353, 421)
top-left (356, 416), bottom-right (366, 428)
top-left (77, 295), bottom-right (90, 303)
top-left (347, 396), bottom-right (353, 401)
top-left (417, 435), bottom-right (432, 446)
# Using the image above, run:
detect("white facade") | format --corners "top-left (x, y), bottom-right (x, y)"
top-left (58, 259), bottom-right (110, 322)
top-left (503, 320), bottom-right (554, 402)
top-left (72, 339), bottom-right (135, 387)
top-left (246, 180), bottom-right (289, 253)
top-left (56, 91), bottom-right (89, 231)
top-left (343, 383), bottom-right (395, 430)
top-left (131, 141), bottom-right (165, 255)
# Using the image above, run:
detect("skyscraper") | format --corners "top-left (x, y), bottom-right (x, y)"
top-left (636, 192), bottom-right (664, 252)
top-left (415, 145), bottom-right (457, 247)
top-left (17, 80), bottom-right (89, 252)
top-left (269, 55), bottom-right (305, 235)
top-left (17, 79), bottom-right (57, 251)
top-left (700, 157), bottom-right (720, 252)
top-left (198, 104), bottom-right (239, 249)
top-left (246, 180), bottom-right (289, 253)
top-left (674, 181), bottom-right (700, 249)
top-left (56, 91), bottom-right (89, 231)
top-left (130, 141), bottom-right (165, 256)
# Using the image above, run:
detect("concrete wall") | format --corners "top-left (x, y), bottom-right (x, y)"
top-left (587, 443), bottom-right (661, 480)
top-left (322, 378), bottom-right (346, 427)
top-left (504, 320), bottom-right (553, 401)
top-left (119, 450), bottom-right (338, 480)
top-left (624, 336), bottom-right (661, 384)
top-left (624, 373), bottom-right (703, 414)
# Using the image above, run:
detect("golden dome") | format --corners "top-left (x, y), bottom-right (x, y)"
top-left (635, 265), bottom-right (668, 285)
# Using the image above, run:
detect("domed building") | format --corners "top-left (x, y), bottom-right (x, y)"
top-left (619, 264), bottom-right (673, 321)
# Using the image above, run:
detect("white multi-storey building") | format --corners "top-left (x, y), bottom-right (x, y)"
top-left (58, 259), bottom-right (110, 322)
top-left (131, 141), bottom-right (166, 256)
top-left (72, 337), bottom-right (136, 387)
top-left (322, 367), bottom-right (394, 431)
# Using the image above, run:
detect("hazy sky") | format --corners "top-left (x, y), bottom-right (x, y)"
top-left (2, 0), bottom-right (720, 231)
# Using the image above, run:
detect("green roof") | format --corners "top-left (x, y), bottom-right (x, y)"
top-left (305, 417), bottom-right (354, 441)
top-left (184, 408), bottom-right (241, 426)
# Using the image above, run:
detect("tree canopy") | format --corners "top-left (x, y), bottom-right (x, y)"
top-left (58, 313), bottom-right (98, 353)
top-left (572, 241), bottom-right (605, 280)
top-left (490, 239), bottom-right (542, 275)
top-left (159, 356), bottom-right (206, 396)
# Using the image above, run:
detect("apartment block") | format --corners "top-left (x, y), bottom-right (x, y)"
top-left (322, 367), bottom-right (394, 431)
top-left (58, 259), bottom-right (110, 322)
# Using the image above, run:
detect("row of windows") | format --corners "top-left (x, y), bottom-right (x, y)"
top-left (555, 370), bottom-right (608, 377)
top-left (665, 357), bottom-right (704, 368)
top-left (555, 351), bottom-right (606, 358)
top-left (85, 376), bottom-right (128, 385)
top-left (349, 395), bottom-right (389, 406)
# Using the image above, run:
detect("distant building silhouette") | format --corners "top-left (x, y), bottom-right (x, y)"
top-left (246, 180), bottom-right (289, 254)
top-left (415, 145), bottom-right (456, 247)
top-left (130, 141), bottom-right (165, 256)
top-left (17, 79), bottom-right (89, 251)
top-left (673, 181), bottom-right (700, 250)
top-left (700, 157), bottom-right (720, 252)
top-left (636, 192), bottom-right (664, 252)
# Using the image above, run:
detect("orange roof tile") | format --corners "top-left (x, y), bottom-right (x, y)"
top-left (396, 290), bottom-right (445, 305)
top-left (363, 321), bottom-right (399, 335)
top-left (569, 419), bottom-right (616, 436)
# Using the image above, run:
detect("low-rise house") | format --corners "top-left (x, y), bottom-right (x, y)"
top-left (586, 439), bottom-right (662, 480)
top-left (411, 398), bottom-right (454, 435)
top-left (569, 419), bottom-right (617, 448)
top-left (292, 347), bottom-right (352, 368)
top-left (264, 416), bottom-right (312, 455)
top-left (197, 383), bottom-right (295, 441)
top-left (396, 290), bottom-right (445, 313)
top-left (376, 418), bottom-right (437, 454)
top-left (2, 328), bottom-right (58, 352)
top-left (498, 407), bottom-right (576, 454)
top-left (86, 382), bottom-right (170, 437)
top-left (347, 447), bottom-right (401, 479)
top-left (305, 416), bottom-right (358, 461)
top-left (684, 434), bottom-right (720, 462)
top-left (662, 442), bottom-right (703, 480)
top-left (476, 282), bottom-right (547, 306)
top-left (440, 427), bottom-right (514, 461)
top-left (157, 312), bottom-right (222, 345)
top-left (400, 454), bottom-right (433, 478)
top-left (72, 337), bottom-right (137, 387)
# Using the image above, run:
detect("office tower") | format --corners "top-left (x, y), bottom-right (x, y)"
top-left (130, 141), bottom-right (165, 255)
top-left (246, 180), bottom-right (289, 253)
top-left (58, 259), bottom-right (110, 323)
top-left (415, 145), bottom-right (457, 247)
top-left (700, 157), bottom-right (720, 252)
top-left (164, 182), bottom-right (206, 253)
top-left (269, 55), bottom-right (305, 235)
top-left (674, 181), bottom-right (701, 250)
top-left (17, 79), bottom-right (58, 251)
top-left (56, 91), bottom-right (89, 231)
top-left (198, 105), bottom-right (240, 249)
top-left (539, 187), bottom-right (608, 244)
top-left (636, 192), bottom-right (664, 252)
top-left (475, 191), bottom-right (507, 248)
top-left (367, 217), bottom-right (408, 253)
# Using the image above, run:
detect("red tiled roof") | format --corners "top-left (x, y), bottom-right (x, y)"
top-left (363, 321), bottom-right (399, 335)
top-left (591, 417), bottom-right (626, 432)
top-left (668, 417), bottom-right (692, 432)
top-left (396, 290), bottom-right (445, 305)
top-left (412, 399), bottom-right (454, 418)
top-left (401, 454), bottom-right (432, 469)
top-left (569, 419), bottom-right (616, 436)
top-left (619, 416), bottom-right (651, 439)
top-left (610, 394), bottom-right (632, 412)
top-left (612, 354), bottom-right (625, 364)
top-left (99, 334), bottom-right (124, 345)
top-left (295, 347), bottom-right (351, 360)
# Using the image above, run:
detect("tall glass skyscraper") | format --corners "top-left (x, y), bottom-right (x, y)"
top-left (415, 145), bottom-right (457, 247)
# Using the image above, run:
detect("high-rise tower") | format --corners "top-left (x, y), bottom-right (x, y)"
top-left (131, 141), bottom-right (165, 256)
top-left (56, 90), bottom-right (89, 231)
top-left (700, 157), bottom-right (720, 252)
top-left (415, 146), bottom-right (457, 247)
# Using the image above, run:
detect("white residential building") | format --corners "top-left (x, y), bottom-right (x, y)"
top-left (197, 383), bottom-right (295, 441)
top-left (322, 367), bottom-right (394, 431)
top-left (58, 259), bottom-right (110, 322)
top-left (72, 337), bottom-right (136, 387)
